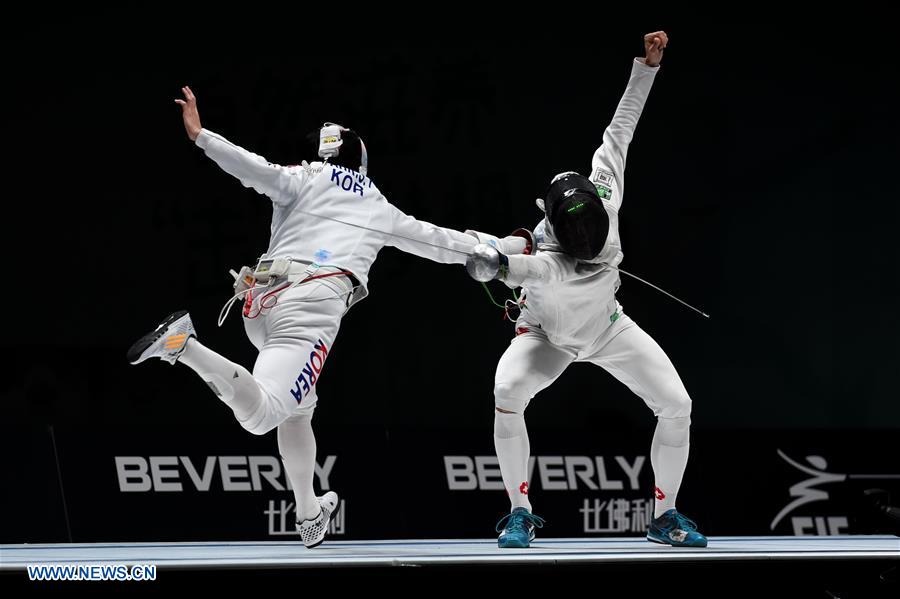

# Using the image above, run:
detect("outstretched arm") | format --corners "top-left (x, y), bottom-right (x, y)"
top-left (466, 245), bottom-right (604, 288)
top-left (385, 203), bottom-right (533, 266)
top-left (175, 86), bottom-right (304, 206)
top-left (385, 203), bottom-right (480, 265)
top-left (590, 31), bottom-right (667, 209)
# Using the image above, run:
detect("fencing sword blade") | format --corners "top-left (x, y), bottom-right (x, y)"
top-left (615, 266), bottom-right (710, 318)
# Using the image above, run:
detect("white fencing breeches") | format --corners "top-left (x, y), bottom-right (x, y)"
top-left (493, 310), bottom-right (693, 513)
top-left (494, 312), bottom-right (692, 419)
top-left (239, 278), bottom-right (348, 434)
top-left (180, 277), bottom-right (348, 435)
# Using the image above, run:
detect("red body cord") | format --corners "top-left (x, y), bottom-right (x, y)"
top-left (244, 271), bottom-right (354, 319)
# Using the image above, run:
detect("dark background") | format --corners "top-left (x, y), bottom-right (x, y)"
top-left (2, 18), bottom-right (898, 543)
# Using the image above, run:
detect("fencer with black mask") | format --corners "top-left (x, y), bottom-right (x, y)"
top-left (466, 31), bottom-right (708, 549)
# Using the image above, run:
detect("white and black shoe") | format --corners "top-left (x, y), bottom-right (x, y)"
top-left (127, 311), bottom-right (196, 365)
top-left (296, 491), bottom-right (340, 548)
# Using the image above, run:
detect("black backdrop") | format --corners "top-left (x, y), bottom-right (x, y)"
top-left (3, 18), bottom-right (898, 543)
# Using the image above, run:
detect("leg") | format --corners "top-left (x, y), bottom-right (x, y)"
top-left (178, 338), bottom-right (267, 428)
top-left (277, 411), bottom-right (320, 521)
top-left (494, 329), bottom-right (575, 513)
top-left (130, 281), bottom-right (344, 436)
top-left (278, 408), bottom-right (341, 547)
top-left (493, 329), bottom-right (572, 548)
top-left (128, 310), bottom-right (270, 429)
top-left (177, 322), bottom-right (334, 437)
top-left (214, 281), bottom-right (344, 434)
top-left (129, 285), bottom-right (346, 548)
top-left (586, 315), bottom-right (706, 547)
top-left (256, 283), bottom-right (343, 547)
top-left (278, 410), bottom-right (339, 548)
top-left (586, 316), bottom-right (692, 517)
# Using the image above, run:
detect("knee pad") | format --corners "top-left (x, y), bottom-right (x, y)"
top-left (655, 415), bottom-right (691, 447)
top-left (239, 407), bottom-right (277, 435)
top-left (658, 390), bottom-right (692, 420)
top-left (239, 391), bottom-right (294, 436)
top-left (494, 381), bottom-right (531, 414)
top-left (283, 408), bottom-right (315, 425)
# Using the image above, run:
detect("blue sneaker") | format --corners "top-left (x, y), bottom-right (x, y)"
top-left (647, 509), bottom-right (708, 547)
top-left (496, 507), bottom-right (545, 548)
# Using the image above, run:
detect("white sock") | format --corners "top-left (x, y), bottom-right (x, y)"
top-left (651, 416), bottom-right (691, 518)
top-left (494, 411), bottom-right (532, 512)
top-left (178, 338), bottom-right (264, 425)
top-left (277, 413), bottom-right (321, 522)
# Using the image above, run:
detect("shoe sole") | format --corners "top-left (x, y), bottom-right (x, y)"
top-left (646, 533), bottom-right (708, 548)
top-left (498, 538), bottom-right (531, 549)
top-left (127, 311), bottom-right (188, 364)
top-left (498, 531), bottom-right (536, 549)
top-left (304, 500), bottom-right (342, 549)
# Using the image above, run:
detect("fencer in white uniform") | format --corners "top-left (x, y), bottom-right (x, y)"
top-left (128, 86), bottom-right (527, 548)
top-left (466, 32), bottom-right (708, 548)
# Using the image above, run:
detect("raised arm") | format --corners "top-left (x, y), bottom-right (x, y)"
top-left (590, 32), bottom-right (667, 209)
top-left (176, 86), bottom-right (304, 206)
